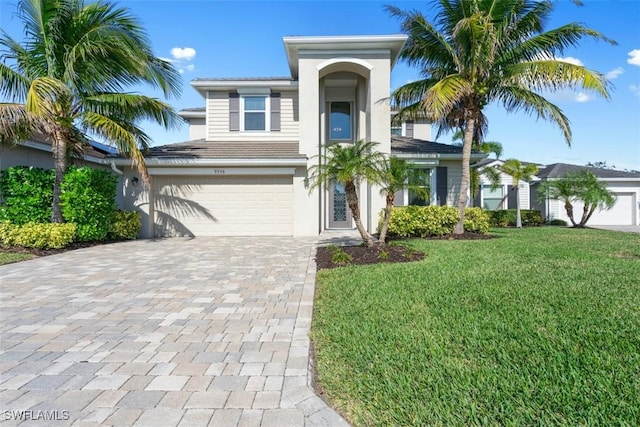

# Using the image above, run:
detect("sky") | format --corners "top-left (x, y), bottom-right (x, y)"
top-left (1, 0), bottom-right (639, 170)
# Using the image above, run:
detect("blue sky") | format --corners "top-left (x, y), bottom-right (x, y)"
top-left (1, 0), bottom-right (639, 170)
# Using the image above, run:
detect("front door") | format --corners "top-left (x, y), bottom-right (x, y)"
top-left (328, 182), bottom-right (351, 228)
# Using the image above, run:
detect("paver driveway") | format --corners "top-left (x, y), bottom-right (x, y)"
top-left (0, 237), bottom-right (348, 426)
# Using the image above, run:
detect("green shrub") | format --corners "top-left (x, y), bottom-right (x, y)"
top-left (108, 210), bottom-right (141, 240)
top-left (488, 209), bottom-right (545, 227)
top-left (549, 218), bottom-right (568, 226)
top-left (0, 167), bottom-right (54, 224)
top-left (0, 221), bottom-right (76, 249)
top-left (60, 167), bottom-right (118, 241)
top-left (463, 207), bottom-right (490, 234)
top-left (331, 247), bottom-right (352, 265)
top-left (380, 206), bottom-right (457, 237)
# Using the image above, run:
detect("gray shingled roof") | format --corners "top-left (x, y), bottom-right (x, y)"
top-left (142, 140), bottom-right (305, 159)
top-left (536, 163), bottom-right (640, 179)
top-left (391, 136), bottom-right (474, 155)
top-left (180, 107), bottom-right (205, 112)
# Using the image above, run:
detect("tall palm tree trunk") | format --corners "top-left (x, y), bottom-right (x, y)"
top-left (378, 193), bottom-right (395, 243)
top-left (51, 134), bottom-right (66, 223)
top-left (515, 186), bottom-right (522, 228)
top-left (455, 117), bottom-right (475, 234)
top-left (345, 180), bottom-right (374, 247)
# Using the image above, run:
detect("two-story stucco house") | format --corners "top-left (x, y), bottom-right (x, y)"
top-left (112, 35), bottom-right (487, 238)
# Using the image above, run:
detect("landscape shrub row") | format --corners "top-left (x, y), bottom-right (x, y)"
top-left (488, 209), bottom-right (545, 227)
top-left (0, 221), bottom-right (77, 249)
top-left (381, 205), bottom-right (491, 237)
top-left (0, 166), bottom-right (141, 247)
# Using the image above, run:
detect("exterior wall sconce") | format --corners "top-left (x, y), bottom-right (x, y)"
top-left (131, 177), bottom-right (139, 186)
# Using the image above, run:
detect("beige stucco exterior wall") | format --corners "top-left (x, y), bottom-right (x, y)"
top-left (118, 167), bottom-right (154, 238)
top-left (298, 52), bottom-right (391, 233)
top-left (0, 144), bottom-right (108, 171)
top-left (412, 119), bottom-right (432, 140)
top-left (188, 118), bottom-right (206, 140)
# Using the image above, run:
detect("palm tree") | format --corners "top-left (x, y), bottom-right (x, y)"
top-left (0, 0), bottom-right (181, 222)
top-left (452, 130), bottom-right (503, 201)
top-left (308, 140), bottom-right (385, 247)
top-left (378, 157), bottom-right (430, 243)
top-left (498, 159), bottom-right (538, 227)
top-left (576, 171), bottom-right (616, 226)
top-left (388, 0), bottom-right (614, 234)
top-left (540, 171), bottom-right (616, 227)
top-left (538, 175), bottom-right (579, 226)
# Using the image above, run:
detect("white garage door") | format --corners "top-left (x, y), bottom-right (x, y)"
top-left (153, 175), bottom-right (293, 237)
top-left (565, 192), bottom-right (636, 226)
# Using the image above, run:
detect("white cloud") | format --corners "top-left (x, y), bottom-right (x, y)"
top-left (171, 47), bottom-right (196, 61)
top-left (575, 92), bottom-right (592, 103)
top-left (630, 84), bottom-right (640, 97)
top-left (558, 56), bottom-right (584, 66)
top-left (605, 67), bottom-right (624, 80)
top-left (627, 49), bottom-right (640, 66)
top-left (185, 64), bottom-right (195, 72)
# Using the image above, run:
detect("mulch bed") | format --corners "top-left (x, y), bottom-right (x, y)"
top-left (0, 241), bottom-right (118, 257)
top-left (316, 244), bottom-right (425, 270)
top-left (316, 232), bottom-right (494, 269)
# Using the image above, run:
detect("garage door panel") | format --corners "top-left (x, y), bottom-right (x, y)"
top-left (559, 192), bottom-right (635, 225)
top-left (154, 175), bottom-right (293, 237)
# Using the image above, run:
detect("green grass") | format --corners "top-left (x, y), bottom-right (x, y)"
top-left (0, 251), bottom-right (33, 265)
top-left (312, 227), bottom-right (640, 426)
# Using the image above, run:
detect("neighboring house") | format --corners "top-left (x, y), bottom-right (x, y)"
top-left (110, 34), bottom-right (487, 238)
top-left (472, 158), bottom-right (541, 211)
top-left (0, 138), bottom-right (112, 171)
top-left (531, 163), bottom-right (640, 226)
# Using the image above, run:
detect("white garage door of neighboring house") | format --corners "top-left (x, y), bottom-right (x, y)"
top-left (153, 175), bottom-right (293, 237)
top-left (561, 192), bottom-right (636, 226)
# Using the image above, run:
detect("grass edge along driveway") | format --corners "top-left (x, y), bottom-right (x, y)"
top-left (312, 227), bottom-right (640, 426)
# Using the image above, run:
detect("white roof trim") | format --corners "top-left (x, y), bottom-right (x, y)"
top-left (191, 80), bottom-right (298, 95)
top-left (316, 57), bottom-right (374, 72)
top-left (148, 167), bottom-right (296, 176)
top-left (111, 157), bottom-right (307, 167)
top-left (179, 111), bottom-right (205, 119)
top-left (19, 140), bottom-right (105, 164)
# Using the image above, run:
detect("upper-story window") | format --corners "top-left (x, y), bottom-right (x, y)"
top-left (229, 90), bottom-right (280, 132)
top-left (242, 96), bottom-right (268, 131)
top-left (330, 102), bottom-right (352, 141)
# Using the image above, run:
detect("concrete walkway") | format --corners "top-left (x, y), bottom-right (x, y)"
top-left (0, 238), bottom-right (348, 426)
top-left (591, 225), bottom-right (640, 233)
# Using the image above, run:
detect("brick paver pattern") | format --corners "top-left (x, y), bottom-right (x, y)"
top-left (0, 237), bottom-right (348, 426)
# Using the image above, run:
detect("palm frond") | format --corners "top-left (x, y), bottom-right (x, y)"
top-left (494, 84), bottom-right (572, 144)
top-left (25, 77), bottom-right (70, 116)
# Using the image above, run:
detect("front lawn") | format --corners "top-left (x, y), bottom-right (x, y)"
top-left (313, 227), bottom-right (640, 426)
top-left (0, 251), bottom-right (33, 265)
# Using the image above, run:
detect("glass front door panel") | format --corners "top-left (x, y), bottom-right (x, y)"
top-left (329, 182), bottom-right (351, 228)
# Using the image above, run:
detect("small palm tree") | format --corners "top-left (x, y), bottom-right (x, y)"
top-left (308, 140), bottom-right (385, 247)
top-left (0, 0), bottom-right (181, 222)
top-left (388, 0), bottom-right (614, 234)
top-left (540, 171), bottom-right (616, 227)
top-left (378, 157), bottom-right (430, 243)
top-left (498, 160), bottom-right (539, 228)
top-left (538, 176), bottom-right (579, 226)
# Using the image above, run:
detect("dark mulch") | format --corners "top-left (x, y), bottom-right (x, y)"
top-left (0, 240), bottom-right (119, 257)
top-left (316, 232), bottom-right (494, 269)
top-left (316, 244), bottom-right (425, 270)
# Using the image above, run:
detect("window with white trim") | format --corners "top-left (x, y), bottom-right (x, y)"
top-left (242, 95), bottom-right (269, 131)
top-left (329, 102), bottom-right (352, 141)
top-left (482, 186), bottom-right (504, 210)
top-left (407, 168), bottom-right (431, 206)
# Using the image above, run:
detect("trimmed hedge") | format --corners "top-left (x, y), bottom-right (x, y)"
top-left (0, 221), bottom-right (76, 249)
top-left (463, 207), bottom-right (491, 234)
top-left (380, 205), bottom-right (490, 237)
top-left (0, 167), bottom-right (54, 224)
top-left (60, 167), bottom-right (118, 241)
top-left (109, 210), bottom-right (141, 240)
top-left (488, 209), bottom-right (545, 227)
top-left (549, 218), bottom-right (568, 226)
